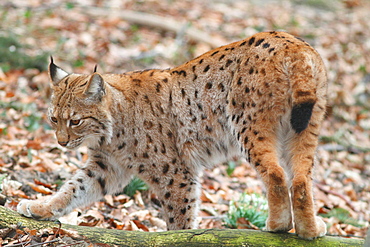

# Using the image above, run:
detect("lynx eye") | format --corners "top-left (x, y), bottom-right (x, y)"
top-left (50, 117), bottom-right (58, 123)
top-left (70, 119), bottom-right (81, 126)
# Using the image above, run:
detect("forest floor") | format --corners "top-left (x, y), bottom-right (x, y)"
top-left (0, 0), bottom-right (369, 245)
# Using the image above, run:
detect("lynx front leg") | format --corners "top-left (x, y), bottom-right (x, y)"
top-left (160, 179), bottom-right (201, 230)
top-left (18, 156), bottom-right (131, 220)
top-left (148, 162), bottom-right (201, 230)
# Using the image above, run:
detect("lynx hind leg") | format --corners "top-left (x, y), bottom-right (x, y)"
top-left (288, 119), bottom-right (327, 239)
top-left (244, 126), bottom-right (293, 233)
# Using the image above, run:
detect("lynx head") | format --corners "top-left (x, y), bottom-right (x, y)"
top-left (48, 58), bottom-right (113, 149)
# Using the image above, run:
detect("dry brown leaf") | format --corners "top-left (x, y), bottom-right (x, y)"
top-left (27, 182), bottom-right (53, 195)
top-left (34, 179), bottom-right (54, 190)
top-left (104, 195), bottom-right (114, 207)
top-left (236, 218), bottom-right (259, 230)
top-left (149, 217), bottom-right (167, 230)
top-left (114, 194), bottom-right (131, 204)
top-left (132, 220), bottom-right (149, 232)
top-left (110, 219), bottom-right (125, 230)
top-left (26, 139), bottom-right (42, 150)
top-left (134, 191), bottom-right (145, 208)
top-left (129, 210), bottom-right (150, 222)
top-left (129, 221), bottom-right (140, 231)
top-left (200, 190), bottom-right (217, 203)
top-left (78, 210), bottom-right (104, 227)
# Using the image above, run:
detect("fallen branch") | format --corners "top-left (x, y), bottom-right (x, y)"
top-left (83, 7), bottom-right (227, 49)
top-left (316, 183), bottom-right (358, 212)
top-left (320, 136), bottom-right (370, 153)
top-left (0, 206), bottom-right (364, 246)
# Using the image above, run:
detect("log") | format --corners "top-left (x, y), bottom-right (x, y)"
top-left (0, 206), bottom-right (364, 246)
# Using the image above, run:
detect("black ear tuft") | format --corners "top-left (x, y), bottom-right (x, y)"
top-left (93, 64), bottom-right (98, 73)
top-left (49, 57), bottom-right (69, 85)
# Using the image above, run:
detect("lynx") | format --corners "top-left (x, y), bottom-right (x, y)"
top-left (18, 31), bottom-right (327, 239)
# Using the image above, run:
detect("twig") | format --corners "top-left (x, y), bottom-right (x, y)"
top-left (6, 236), bottom-right (60, 247)
top-left (27, 239), bottom-right (60, 247)
top-left (5, 240), bottom-right (31, 247)
top-left (315, 183), bottom-right (358, 212)
top-left (54, 220), bottom-right (62, 237)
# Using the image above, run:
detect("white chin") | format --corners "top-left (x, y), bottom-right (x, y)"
top-left (83, 136), bottom-right (101, 148)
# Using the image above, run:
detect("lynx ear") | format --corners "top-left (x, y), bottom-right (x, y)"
top-left (84, 73), bottom-right (105, 100)
top-left (49, 57), bottom-right (69, 85)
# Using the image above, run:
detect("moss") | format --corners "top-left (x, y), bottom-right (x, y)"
top-left (0, 206), bottom-right (364, 246)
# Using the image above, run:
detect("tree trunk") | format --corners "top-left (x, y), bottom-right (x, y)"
top-left (0, 206), bottom-right (364, 246)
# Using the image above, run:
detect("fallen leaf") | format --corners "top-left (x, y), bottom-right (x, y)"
top-left (26, 139), bottom-right (42, 150)
top-left (27, 182), bottom-right (53, 195)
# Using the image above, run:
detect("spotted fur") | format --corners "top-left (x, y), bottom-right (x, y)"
top-left (17, 31), bottom-right (327, 239)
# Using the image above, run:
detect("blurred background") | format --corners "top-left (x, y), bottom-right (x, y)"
top-left (0, 0), bottom-right (369, 241)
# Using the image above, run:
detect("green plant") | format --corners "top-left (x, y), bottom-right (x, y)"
top-left (123, 177), bottom-right (148, 197)
top-left (0, 101), bottom-right (43, 132)
top-left (73, 59), bottom-right (85, 68)
top-left (253, 25), bottom-right (265, 33)
top-left (320, 207), bottom-right (364, 228)
top-left (226, 161), bottom-right (236, 177)
top-left (65, 2), bottom-right (75, 9)
top-left (24, 114), bottom-right (43, 132)
top-left (224, 193), bottom-right (268, 229)
top-left (130, 24), bottom-right (140, 33)
top-left (292, 0), bottom-right (339, 10)
top-left (289, 16), bottom-right (300, 28)
top-left (0, 35), bottom-right (48, 72)
top-left (0, 174), bottom-right (7, 193)
top-left (24, 9), bottom-right (32, 19)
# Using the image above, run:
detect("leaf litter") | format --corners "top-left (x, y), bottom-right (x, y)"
top-left (0, 0), bottom-right (369, 245)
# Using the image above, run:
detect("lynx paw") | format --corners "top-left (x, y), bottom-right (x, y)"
top-left (266, 210), bottom-right (293, 232)
top-left (296, 216), bottom-right (327, 240)
top-left (265, 216), bottom-right (293, 233)
top-left (17, 199), bottom-right (55, 220)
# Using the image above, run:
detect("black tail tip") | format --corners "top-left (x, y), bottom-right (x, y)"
top-left (291, 102), bottom-right (315, 133)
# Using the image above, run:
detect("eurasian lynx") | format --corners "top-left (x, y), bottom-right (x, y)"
top-left (18, 31), bottom-right (327, 239)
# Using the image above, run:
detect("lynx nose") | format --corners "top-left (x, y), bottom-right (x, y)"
top-left (58, 141), bottom-right (68, 147)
